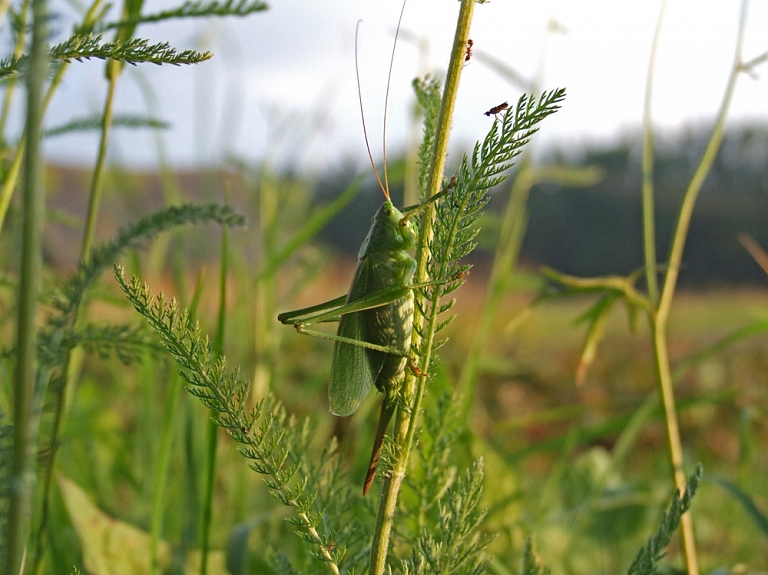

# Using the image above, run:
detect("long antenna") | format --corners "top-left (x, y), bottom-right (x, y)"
top-left (355, 21), bottom-right (388, 201)
top-left (355, 0), bottom-right (408, 203)
top-left (382, 0), bottom-right (408, 199)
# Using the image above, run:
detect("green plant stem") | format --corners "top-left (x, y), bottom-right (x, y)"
top-left (5, 0), bottom-right (47, 571)
top-left (0, 53), bottom-right (70, 234)
top-left (0, 0), bottom-right (11, 26)
top-left (27, 9), bottom-right (107, 573)
top-left (368, 2), bottom-right (475, 573)
top-left (645, 3), bottom-right (747, 575)
top-left (252, 169), bottom-right (278, 400)
top-left (641, 0), bottom-right (666, 306)
top-left (0, 0), bottom-right (31, 138)
top-left (82, 62), bottom-right (119, 261)
top-left (199, 215), bottom-right (230, 575)
top-left (150, 370), bottom-right (184, 575)
top-left (148, 271), bottom-right (205, 575)
top-left (38, 12), bottom-right (121, 554)
top-left (0, 0), bottom-right (103, 236)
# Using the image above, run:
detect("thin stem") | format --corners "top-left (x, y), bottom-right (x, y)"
top-left (648, 3), bottom-right (748, 575)
top-left (199, 208), bottom-right (230, 575)
top-left (641, 0), bottom-right (667, 306)
top-left (656, 21), bottom-right (743, 325)
top-left (81, 61), bottom-right (120, 261)
top-left (0, 49), bottom-right (70, 235)
top-left (0, 0), bottom-right (32, 139)
top-left (28, 7), bottom-right (106, 571)
top-left (5, 0), bottom-right (47, 571)
top-left (368, 2), bottom-right (475, 573)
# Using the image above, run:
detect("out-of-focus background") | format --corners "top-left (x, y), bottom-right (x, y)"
top-left (2, 0), bottom-right (768, 572)
top-left (33, 0), bottom-right (768, 170)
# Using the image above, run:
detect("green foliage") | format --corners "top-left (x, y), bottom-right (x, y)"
top-left (38, 204), bottom-right (244, 392)
top-left (114, 267), bottom-right (358, 573)
top-left (402, 394), bottom-right (464, 536)
top-left (519, 538), bottom-right (549, 575)
top-left (44, 114), bottom-right (170, 137)
top-left (100, 0), bottom-right (268, 30)
top-left (626, 465), bottom-right (702, 575)
top-left (0, 34), bottom-right (212, 79)
top-left (400, 461), bottom-right (493, 575)
top-left (398, 395), bottom-right (494, 575)
top-left (0, 411), bottom-right (10, 565)
top-left (412, 76), bottom-right (443, 202)
top-left (708, 475), bottom-right (768, 539)
top-left (415, 90), bottom-right (566, 367)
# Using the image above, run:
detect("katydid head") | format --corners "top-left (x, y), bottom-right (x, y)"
top-left (358, 200), bottom-right (416, 258)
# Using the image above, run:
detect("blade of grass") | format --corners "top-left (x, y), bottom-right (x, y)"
top-left (5, 0), bottom-right (47, 570)
top-left (708, 475), bottom-right (768, 539)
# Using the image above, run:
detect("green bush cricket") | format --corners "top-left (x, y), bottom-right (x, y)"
top-left (278, 12), bottom-right (457, 495)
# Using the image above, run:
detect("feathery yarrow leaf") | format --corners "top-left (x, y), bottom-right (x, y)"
top-left (412, 90), bottom-right (564, 365)
top-left (45, 114), bottom-right (170, 137)
top-left (114, 266), bottom-right (353, 573)
top-left (519, 537), bottom-right (550, 575)
top-left (0, 34), bottom-right (211, 78)
top-left (625, 465), bottom-right (702, 575)
top-left (101, 0), bottom-right (268, 30)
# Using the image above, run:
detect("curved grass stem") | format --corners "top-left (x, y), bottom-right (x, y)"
top-left (643, 3), bottom-right (749, 574)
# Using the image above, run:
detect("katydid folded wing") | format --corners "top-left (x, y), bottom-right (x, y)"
top-left (328, 256), bottom-right (387, 416)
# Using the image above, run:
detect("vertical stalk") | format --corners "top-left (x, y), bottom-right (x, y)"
top-left (199, 211), bottom-right (230, 575)
top-left (0, 42), bottom-right (73, 234)
top-left (641, 0), bottom-right (667, 306)
top-left (0, 0), bottom-right (32, 138)
top-left (368, 2), bottom-right (475, 573)
top-left (81, 62), bottom-right (120, 261)
top-left (645, 3), bottom-right (746, 575)
top-left (28, 9), bottom-right (105, 573)
top-left (5, 0), bottom-right (47, 570)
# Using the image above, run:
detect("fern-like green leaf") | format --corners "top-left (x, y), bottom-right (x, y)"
top-left (44, 114), bottom-right (169, 137)
top-left (401, 459), bottom-right (494, 575)
top-left (626, 465), bottom-right (702, 575)
top-left (101, 0), bottom-right (268, 30)
top-left (413, 76), bottom-right (443, 204)
top-left (518, 537), bottom-right (549, 575)
top-left (413, 90), bottom-right (565, 364)
top-left (114, 267), bottom-right (348, 573)
top-left (0, 34), bottom-right (212, 78)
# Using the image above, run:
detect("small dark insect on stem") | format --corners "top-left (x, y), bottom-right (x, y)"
top-left (484, 101), bottom-right (508, 117)
top-left (464, 39), bottom-right (473, 62)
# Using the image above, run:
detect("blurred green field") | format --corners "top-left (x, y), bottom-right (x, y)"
top-left (3, 0), bottom-right (767, 567)
top-left (1, 155), bottom-right (766, 572)
top-left (9, 238), bottom-right (763, 573)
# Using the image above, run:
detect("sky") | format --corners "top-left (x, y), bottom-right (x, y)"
top-left (34, 0), bottom-right (768, 173)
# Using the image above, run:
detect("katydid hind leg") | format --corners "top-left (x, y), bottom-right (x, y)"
top-left (363, 392), bottom-right (398, 496)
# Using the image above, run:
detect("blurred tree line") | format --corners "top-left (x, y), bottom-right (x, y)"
top-left (318, 122), bottom-right (768, 287)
